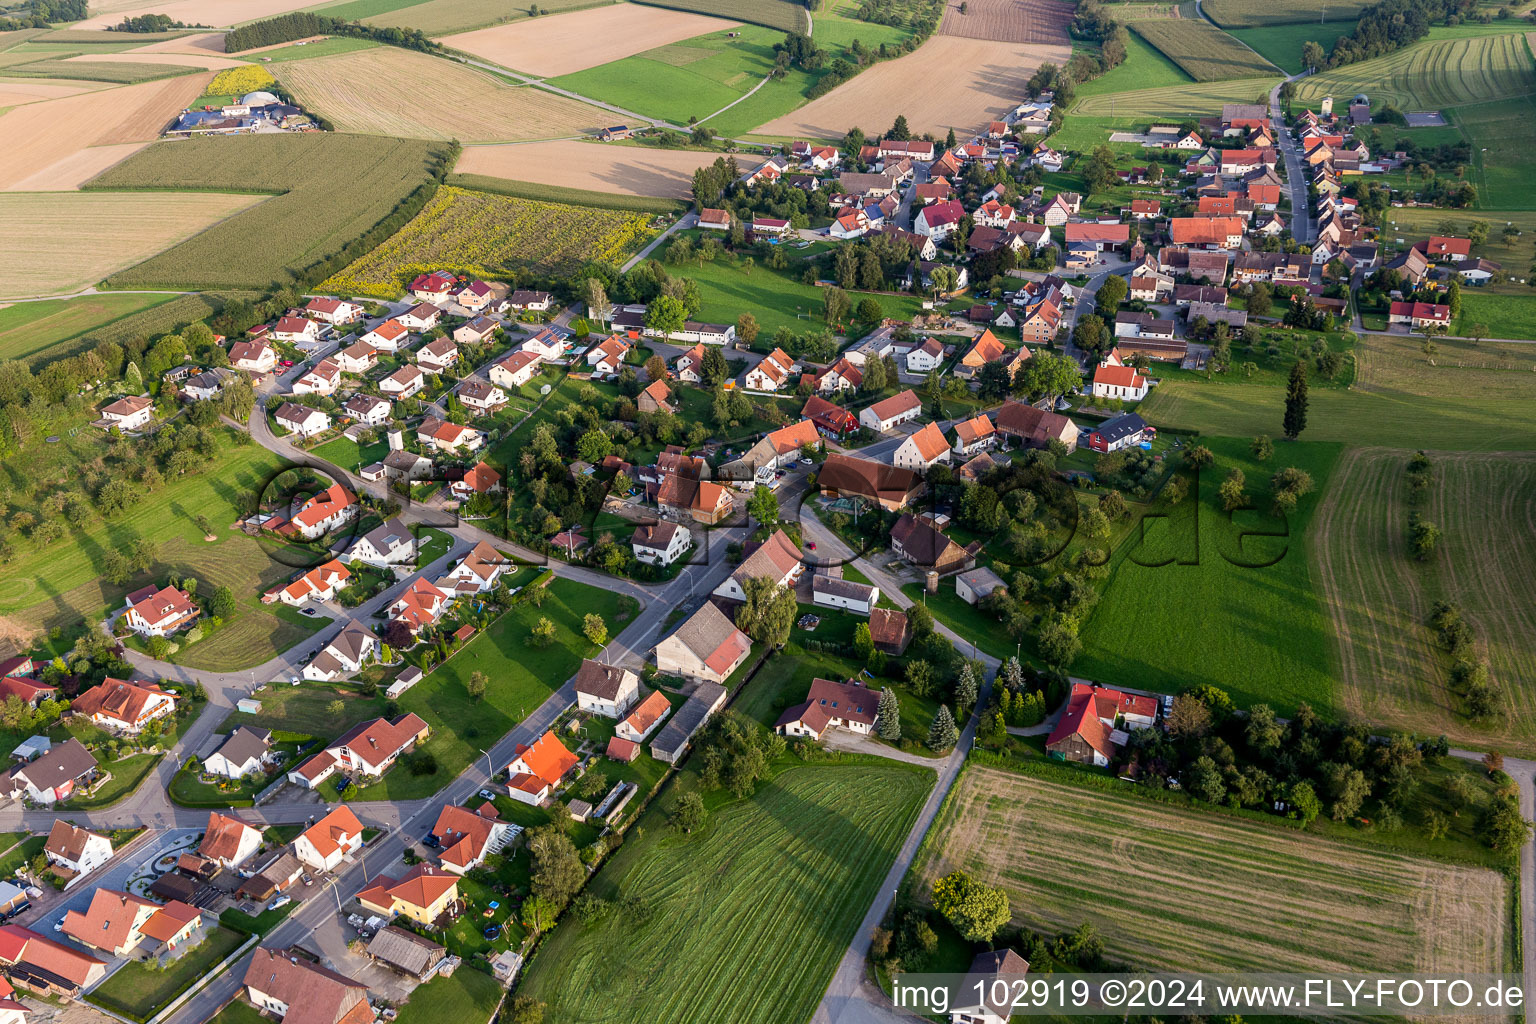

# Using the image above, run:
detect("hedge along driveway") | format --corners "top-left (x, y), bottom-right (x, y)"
top-left (353, 577), bottom-right (631, 800)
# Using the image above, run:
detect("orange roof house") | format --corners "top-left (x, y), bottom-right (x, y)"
top-left (504, 730), bottom-right (580, 805)
top-left (356, 865), bottom-right (459, 926)
top-left (616, 689), bottom-right (672, 743)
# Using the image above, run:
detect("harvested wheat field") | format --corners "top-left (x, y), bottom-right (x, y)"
top-left (939, 0), bottom-right (1077, 44)
top-left (276, 47), bottom-right (609, 142)
top-left (1314, 448), bottom-right (1536, 753)
top-left (74, 0), bottom-right (318, 29)
top-left (918, 767), bottom-right (1509, 975)
top-left (0, 191), bottom-right (262, 295)
top-left (456, 139), bottom-right (725, 197)
top-left (442, 4), bottom-right (737, 78)
top-left (62, 50), bottom-right (245, 70)
top-left (0, 78), bottom-right (110, 107)
top-left (5, 142), bottom-right (151, 191)
top-left (129, 31), bottom-right (228, 53)
top-left (756, 33), bottom-right (1070, 139)
top-left (0, 72), bottom-right (211, 190)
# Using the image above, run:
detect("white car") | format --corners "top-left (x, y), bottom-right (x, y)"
top-left (267, 895), bottom-right (292, 911)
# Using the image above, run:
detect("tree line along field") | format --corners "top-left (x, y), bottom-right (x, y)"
top-left (275, 47), bottom-right (609, 142)
top-left (317, 185), bottom-right (658, 298)
top-left (1385, 206), bottom-right (1536, 273)
top-left (919, 767), bottom-right (1510, 975)
top-left (1074, 437), bottom-right (1343, 716)
top-left (2, 191), bottom-right (264, 298)
top-left (1313, 449), bottom-right (1536, 752)
top-left (1129, 20), bottom-right (1279, 81)
top-left (1201, 0), bottom-right (1372, 26)
top-left (521, 761), bottom-right (931, 1024)
top-left (82, 133), bottom-right (451, 291)
top-left (1291, 31), bottom-right (1536, 110)
top-left (1141, 334), bottom-right (1536, 450)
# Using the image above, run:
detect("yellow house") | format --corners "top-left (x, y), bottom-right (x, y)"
top-left (355, 865), bottom-right (459, 926)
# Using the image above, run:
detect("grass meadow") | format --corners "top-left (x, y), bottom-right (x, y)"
top-left (1313, 449), bottom-right (1536, 753)
top-left (88, 926), bottom-right (246, 1021)
top-left (1073, 29), bottom-right (1192, 100)
top-left (1382, 204), bottom-right (1536, 273)
top-left (1291, 31), bottom-right (1536, 110)
top-left (1129, 20), bottom-right (1280, 81)
top-left (1074, 436), bottom-right (1343, 715)
top-left (520, 758), bottom-right (931, 1024)
top-left (1453, 292), bottom-right (1536, 340)
top-left (1200, 0), bottom-right (1372, 27)
top-left (1070, 76), bottom-right (1280, 117)
top-left (1230, 20), bottom-right (1357, 74)
top-left (0, 293), bottom-right (177, 364)
top-left (338, 0), bottom-right (609, 35)
top-left (917, 766), bottom-right (1511, 973)
top-left (618, 0), bottom-right (809, 33)
top-left (1450, 94), bottom-right (1536, 211)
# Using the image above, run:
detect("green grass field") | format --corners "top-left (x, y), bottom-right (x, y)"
top-left (207, 1001), bottom-right (267, 1024)
top-left (1230, 20), bottom-right (1357, 74)
top-left (1130, 20), bottom-right (1280, 81)
top-left (218, 685), bottom-right (387, 742)
top-left (0, 836), bottom-right (45, 878)
top-left (0, 294), bottom-right (178, 364)
top-left (521, 759), bottom-right (931, 1024)
top-left (626, 0), bottom-right (809, 32)
top-left (1074, 29), bottom-right (1193, 100)
top-left (1143, 330), bottom-right (1536, 449)
top-left (1292, 31), bottom-right (1536, 110)
top-left (918, 766), bottom-right (1510, 975)
top-left (67, 753), bottom-right (163, 809)
top-left (1070, 76), bottom-right (1281, 117)
top-left (337, 0), bottom-right (606, 34)
top-left (89, 927), bottom-right (245, 1022)
top-left (1074, 437), bottom-right (1343, 714)
top-left (85, 133), bottom-right (450, 291)
top-left (1200, 0), bottom-right (1372, 26)
top-left (393, 965), bottom-right (503, 1024)
top-left (1382, 205), bottom-right (1536, 272)
top-left (1451, 94), bottom-right (1536, 210)
top-left (1453, 292), bottom-right (1536, 339)
top-left (311, 433), bottom-right (389, 473)
top-left (354, 577), bottom-right (631, 800)
top-left (1, 59), bottom-right (194, 82)
top-left (238, 36), bottom-right (380, 61)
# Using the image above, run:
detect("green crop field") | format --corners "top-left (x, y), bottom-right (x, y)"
top-left (917, 767), bottom-right (1510, 973)
top-left (1130, 20), bottom-right (1280, 81)
top-left (1292, 31), bottom-right (1536, 110)
top-left (1075, 437), bottom-right (1343, 714)
top-left (84, 133), bottom-right (451, 291)
top-left (0, 293), bottom-right (178, 365)
top-left (354, 577), bottom-right (632, 800)
top-left (1142, 331), bottom-right (1536, 449)
top-left (2, 59), bottom-right (194, 82)
top-left (237, 35), bottom-right (380, 61)
top-left (1230, 20), bottom-right (1357, 74)
top-left (1201, 0), bottom-right (1372, 26)
top-left (1452, 94), bottom-right (1536, 210)
top-left (319, 185), bottom-right (658, 298)
top-left (521, 760), bottom-right (931, 1024)
top-left (628, 0), bottom-right (809, 32)
top-left (1313, 449), bottom-right (1536, 754)
top-left (1070, 76), bottom-right (1280, 117)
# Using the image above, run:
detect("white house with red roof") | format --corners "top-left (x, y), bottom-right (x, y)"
top-left (398, 302), bottom-right (443, 332)
top-left (860, 389), bottom-right (922, 433)
top-left (504, 731), bottom-right (579, 806)
top-left (71, 678), bottom-right (178, 733)
top-left (291, 358), bottom-right (341, 397)
top-left (698, 208), bottom-right (731, 231)
top-left (230, 338), bottom-right (277, 374)
top-left (304, 297), bottom-right (363, 324)
top-left (288, 483), bottom-right (357, 541)
top-left (521, 327), bottom-right (570, 361)
top-left (436, 540), bottom-right (510, 595)
top-left (409, 270), bottom-right (456, 302)
top-left (360, 319), bottom-right (410, 353)
top-left (1389, 300), bottom-right (1451, 329)
top-left (743, 348), bottom-right (794, 392)
top-left (450, 461), bottom-right (502, 501)
top-left (915, 199), bottom-right (965, 239)
top-left (975, 199), bottom-right (1016, 228)
top-left (122, 585), bottom-right (199, 637)
top-left (416, 417), bottom-right (484, 454)
top-left (287, 713), bottom-right (430, 789)
top-left (380, 364), bottom-right (425, 399)
top-left (263, 558), bottom-right (351, 606)
top-left (388, 578), bottom-right (450, 636)
top-left (430, 802), bottom-right (517, 873)
top-left (653, 601), bottom-right (751, 685)
top-left (1092, 362), bottom-right (1148, 402)
top-left (99, 395), bottom-right (153, 431)
top-left (586, 337), bottom-right (631, 375)
top-left (1045, 682), bottom-right (1159, 765)
top-left (333, 342), bottom-right (379, 376)
top-left (294, 805), bottom-right (365, 872)
top-left (774, 678), bottom-right (881, 741)
top-left (272, 315), bottom-right (320, 345)
top-left (490, 350), bottom-right (542, 389)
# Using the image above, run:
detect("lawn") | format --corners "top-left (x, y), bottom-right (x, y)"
top-left (1201, 0), bottom-right (1372, 26)
top-left (216, 685), bottom-right (388, 743)
top-left (1070, 76), bottom-right (1281, 117)
top-left (0, 293), bottom-right (177, 364)
top-left (916, 765), bottom-right (1510, 974)
top-left (414, 526), bottom-right (453, 567)
top-left (1313, 448), bottom-right (1536, 754)
top-left (64, 753), bottom-right (164, 810)
top-left (311, 433), bottom-right (389, 473)
top-left (1443, 94), bottom-right (1536, 211)
top-left (1453, 291), bottom-right (1536, 340)
top-left (898, 580), bottom-right (1019, 663)
top-left (1229, 20), bottom-right (1357, 74)
top-left (354, 577), bottom-right (632, 800)
top-left (1382, 204), bottom-right (1536, 276)
top-left (1073, 437), bottom-right (1344, 715)
top-left (520, 758), bottom-right (932, 1024)
top-left (207, 1000), bottom-right (267, 1024)
top-left (674, 246), bottom-right (926, 340)
top-left (88, 927), bottom-right (246, 1023)
top-left (0, 836), bottom-right (45, 878)
top-left (393, 968), bottom-right (502, 1024)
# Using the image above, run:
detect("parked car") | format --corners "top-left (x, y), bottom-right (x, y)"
top-left (478, 788), bottom-right (496, 801)
top-left (422, 832), bottom-right (441, 849)
top-left (267, 895), bottom-right (292, 911)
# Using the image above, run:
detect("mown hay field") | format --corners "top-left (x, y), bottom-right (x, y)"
top-left (72, 0), bottom-right (320, 28)
top-left (1069, 74), bottom-right (1279, 116)
top-left (1, 191), bottom-right (262, 296)
top-left (83, 132), bottom-right (450, 290)
top-left (625, 0), bottom-right (808, 33)
top-left (0, 77), bottom-right (108, 107)
top-left (1314, 449), bottom-right (1536, 752)
top-left (319, 185), bottom-right (658, 297)
top-left (1139, 333), bottom-right (1536, 449)
top-left (1, 57), bottom-right (195, 82)
top-left (274, 45), bottom-right (609, 142)
top-left (1130, 20), bottom-right (1280, 80)
top-left (1202, 0), bottom-right (1371, 26)
top-left (1452, 93), bottom-right (1536, 211)
top-left (1292, 32), bottom-right (1536, 110)
top-left (918, 767), bottom-right (1510, 975)
top-left (521, 762), bottom-right (931, 1024)
top-left (0, 73), bottom-right (210, 190)
top-left (441, 4), bottom-right (737, 78)
top-left (343, 0), bottom-right (608, 36)
top-left (0, 293), bottom-right (180, 363)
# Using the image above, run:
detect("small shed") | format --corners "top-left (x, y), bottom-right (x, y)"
top-left (386, 665), bottom-right (423, 699)
top-left (954, 566), bottom-right (1007, 606)
top-left (11, 736), bottom-right (50, 762)
top-left (236, 697), bottom-right (262, 714)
